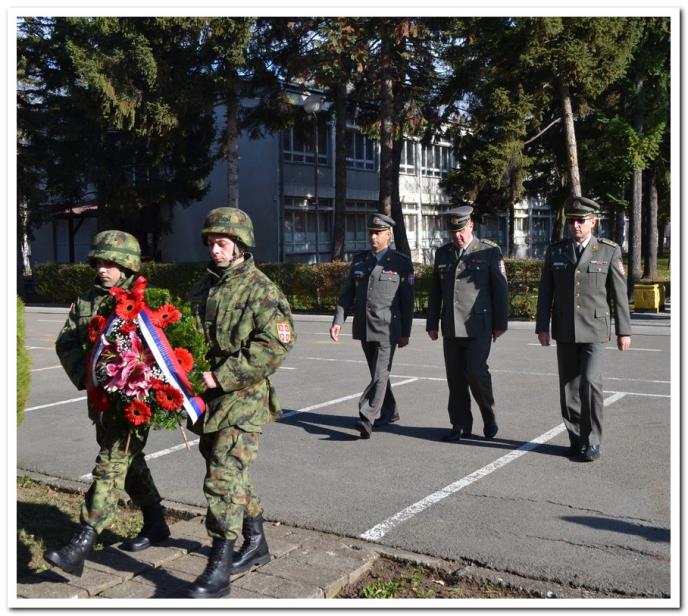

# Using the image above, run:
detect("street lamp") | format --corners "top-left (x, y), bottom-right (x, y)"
top-left (303, 93), bottom-right (323, 263)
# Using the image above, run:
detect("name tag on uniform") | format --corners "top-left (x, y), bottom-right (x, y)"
top-left (590, 260), bottom-right (608, 266)
top-left (353, 270), bottom-right (365, 278)
top-left (382, 269), bottom-right (397, 275)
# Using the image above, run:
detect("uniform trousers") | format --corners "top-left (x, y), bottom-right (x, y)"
top-left (81, 420), bottom-right (161, 533)
top-left (358, 340), bottom-right (398, 428)
top-left (199, 426), bottom-right (262, 541)
top-left (442, 336), bottom-right (496, 432)
top-left (556, 341), bottom-right (604, 448)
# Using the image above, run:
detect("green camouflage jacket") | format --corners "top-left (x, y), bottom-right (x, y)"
top-left (55, 274), bottom-right (134, 421)
top-left (188, 255), bottom-right (295, 433)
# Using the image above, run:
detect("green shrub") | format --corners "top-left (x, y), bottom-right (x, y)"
top-left (17, 297), bottom-right (31, 427)
top-left (31, 258), bottom-right (547, 319)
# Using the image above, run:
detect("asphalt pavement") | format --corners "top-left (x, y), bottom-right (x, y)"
top-left (15, 305), bottom-right (675, 606)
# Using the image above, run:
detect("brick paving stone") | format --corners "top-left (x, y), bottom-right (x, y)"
top-left (17, 567), bottom-right (122, 598)
top-left (85, 547), bottom-right (149, 579)
top-left (110, 543), bottom-right (185, 569)
top-left (98, 579), bottom-right (162, 599)
top-left (168, 519), bottom-right (209, 543)
top-left (233, 571), bottom-right (324, 599)
top-left (16, 573), bottom-right (89, 600)
top-left (127, 564), bottom-right (198, 598)
top-left (162, 553), bottom-right (209, 577)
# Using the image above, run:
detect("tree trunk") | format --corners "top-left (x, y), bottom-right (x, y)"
top-left (643, 167), bottom-right (658, 280)
top-left (559, 80), bottom-right (582, 199)
top-left (331, 81), bottom-right (347, 261)
top-left (226, 89), bottom-right (240, 209)
top-left (508, 203), bottom-right (516, 257)
top-left (378, 34), bottom-right (394, 216)
top-left (391, 137), bottom-right (411, 256)
top-left (19, 202), bottom-right (32, 277)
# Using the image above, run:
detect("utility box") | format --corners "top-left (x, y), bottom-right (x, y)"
top-left (633, 283), bottom-right (664, 313)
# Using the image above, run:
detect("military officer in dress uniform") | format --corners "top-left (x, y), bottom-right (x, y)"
top-left (330, 213), bottom-right (415, 439)
top-left (535, 196), bottom-right (632, 462)
top-left (426, 206), bottom-right (509, 442)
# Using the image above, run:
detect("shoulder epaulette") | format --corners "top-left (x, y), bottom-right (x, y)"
top-left (599, 238), bottom-right (618, 247)
top-left (481, 239), bottom-right (499, 248)
top-left (394, 250), bottom-right (412, 262)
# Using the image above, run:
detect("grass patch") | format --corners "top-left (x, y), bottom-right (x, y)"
top-left (338, 558), bottom-right (533, 599)
top-left (16, 476), bottom-right (189, 579)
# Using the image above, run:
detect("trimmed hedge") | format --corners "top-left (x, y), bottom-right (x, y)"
top-left (17, 297), bottom-right (31, 427)
top-left (31, 258), bottom-right (545, 320)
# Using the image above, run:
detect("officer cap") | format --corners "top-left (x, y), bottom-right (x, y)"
top-left (445, 206), bottom-right (474, 231)
top-left (368, 213), bottom-right (396, 230)
top-left (565, 196), bottom-right (600, 219)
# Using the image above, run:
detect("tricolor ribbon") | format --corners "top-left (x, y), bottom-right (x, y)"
top-left (136, 307), bottom-right (206, 424)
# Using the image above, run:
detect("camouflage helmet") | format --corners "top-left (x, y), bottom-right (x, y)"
top-left (201, 207), bottom-right (255, 248)
top-left (88, 230), bottom-right (141, 273)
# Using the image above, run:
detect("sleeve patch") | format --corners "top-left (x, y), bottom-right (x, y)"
top-left (276, 322), bottom-right (292, 343)
top-left (617, 260), bottom-right (625, 275)
top-left (499, 260), bottom-right (506, 275)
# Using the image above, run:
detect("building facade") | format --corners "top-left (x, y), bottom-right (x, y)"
top-left (30, 94), bottom-right (557, 267)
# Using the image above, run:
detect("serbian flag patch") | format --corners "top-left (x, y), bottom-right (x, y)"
top-left (277, 322), bottom-right (292, 343)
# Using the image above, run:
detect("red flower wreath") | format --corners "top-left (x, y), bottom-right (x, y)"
top-left (123, 400), bottom-right (152, 426)
top-left (115, 293), bottom-right (144, 320)
top-left (155, 384), bottom-right (184, 411)
top-left (87, 315), bottom-right (107, 343)
top-left (174, 348), bottom-right (194, 373)
top-left (119, 320), bottom-right (138, 335)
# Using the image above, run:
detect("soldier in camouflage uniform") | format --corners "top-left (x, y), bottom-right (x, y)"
top-left (426, 206), bottom-right (509, 443)
top-left (44, 231), bottom-right (170, 578)
top-left (186, 207), bottom-right (295, 599)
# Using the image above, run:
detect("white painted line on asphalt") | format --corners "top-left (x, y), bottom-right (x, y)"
top-left (279, 366), bottom-right (296, 370)
top-left (79, 439), bottom-right (201, 482)
top-left (527, 343), bottom-right (661, 352)
top-left (280, 378), bottom-right (419, 420)
top-left (77, 378), bottom-right (423, 479)
top-left (30, 365), bottom-right (62, 372)
top-left (26, 396), bottom-right (87, 412)
top-left (26, 346), bottom-right (54, 351)
top-left (303, 356), bottom-right (670, 385)
top-left (38, 319), bottom-right (65, 322)
top-left (360, 393), bottom-right (628, 542)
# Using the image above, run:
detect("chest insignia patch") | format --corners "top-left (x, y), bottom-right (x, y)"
top-left (277, 322), bottom-right (292, 344)
top-left (382, 269), bottom-right (397, 275)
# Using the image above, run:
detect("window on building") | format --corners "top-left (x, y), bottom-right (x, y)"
top-left (421, 144), bottom-right (453, 177)
top-left (421, 211), bottom-right (450, 247)
top-left (283, 197), bottom-right (332, 259)
top-left (283, 117), bottom-right (328, 165)
top-left (346, 128), bottom-right (377, 170)
top-left (344, 200), bottom-right (381, 254)
top-left (400, 140), bottom-right (416, 174)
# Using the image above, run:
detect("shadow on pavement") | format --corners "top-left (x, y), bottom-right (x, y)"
top-left (560, 515), bottom-right (670, 543)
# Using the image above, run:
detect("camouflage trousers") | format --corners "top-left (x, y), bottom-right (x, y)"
top-left (199, 426), bottom-right (262, 541)
top-left (81, 420), bottom-right (161, 534)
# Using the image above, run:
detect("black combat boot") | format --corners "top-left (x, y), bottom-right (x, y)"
top-left (120, 502), bottom-right (170, 552)
top-left (231, 514), bottom-right (271, 574)
top-left (187, 538), bottom-right (235, 598)
top-left (43, 524), bottom-right (98, 577)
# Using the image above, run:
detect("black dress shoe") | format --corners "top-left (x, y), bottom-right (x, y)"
top-left (483, 422), bottom-right (498, 439)
top-left (355, 420), bottom-right (371, 439)
top-left (373, 414), bottom-right (400, 428)
top-left (580, 445), bottom-right (601, 462)
top-left (441, 429), bottom-right (463, 442)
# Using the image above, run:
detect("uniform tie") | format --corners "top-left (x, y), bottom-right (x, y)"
top-left (575, 243), bottom-right (583, 261)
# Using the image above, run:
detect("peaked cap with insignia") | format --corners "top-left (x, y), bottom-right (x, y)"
top-left (368, 213), bottom-right (396, 230)
top-left (565, 196), bottom-right (600, 219)
top-left (445, 205), bottom-right (474, 231)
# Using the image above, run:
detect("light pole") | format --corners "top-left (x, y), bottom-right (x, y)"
top-left (303, 93), bottom-right (322, 263)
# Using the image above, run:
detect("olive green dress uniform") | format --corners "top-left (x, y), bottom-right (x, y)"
top-left (333, 216), bottom-right (415, 434)
top-left (189, 254), bottom-right (295, 541)
top-left (536, 234), bottom-right (631, 450)
top-left (426, 235), bottom-right (508, 436)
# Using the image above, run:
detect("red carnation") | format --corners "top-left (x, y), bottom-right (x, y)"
top-left (115, 292), bottom-right (144, 320)
top-left (124, 400), bottom-right (152, 426)
top-left (87, 387), bottom-right (110, 413)
top-left (174, 348), bottom-right (194, 373)
top-left (155, 384), bottom-right (183, 411)
top-left (87, 315), bottom-right (107, 343)
top-left (119, 320), bottom-right (138, 335)
top-left (152, 304), bottom-right (181, 328)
